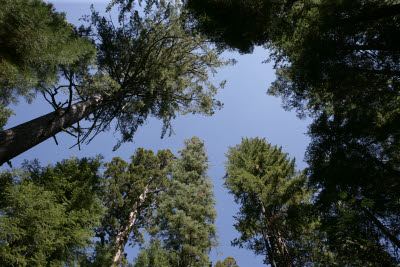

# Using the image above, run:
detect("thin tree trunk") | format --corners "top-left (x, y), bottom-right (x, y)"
top-left (0, 95), bottom-right (102, 165)
top-left (360, 205), bottom-right (400, 249)
top-left (262, 229), bottom-right (276, 267)
top-left (337, 3), bottom-right (400, 25)
top-left (260, 202), bottom-right (277, 267)
top-left (111, 186), bottom-right (150, 267)
top-left (260, 201), bottom-right (293, 267)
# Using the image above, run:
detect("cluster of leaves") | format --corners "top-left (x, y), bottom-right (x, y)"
top-left (214, 256), bottom-right (239, 267)
top-left (89, 148), bottom-right (173, 266)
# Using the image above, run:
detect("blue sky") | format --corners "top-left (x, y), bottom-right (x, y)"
top-left (5, 1), bottom-right (311, 265)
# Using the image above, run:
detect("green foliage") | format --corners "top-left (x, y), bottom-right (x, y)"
top-left (0, 0), bottom-right (96, 128)
top-left (85, 2), bottom-right (229, 149)
top-left (0, 157), bottom-right (105, 266)
top-left (185, 0), bottom-right (400, 263)
top-left (92, 148), bottom-right (173, 264)
top-left (140, 137), bottom-right (217, 267)
top-left (133, 239), bottom-right (169, 267)
top-left (224, 138), bottom-right (333, 266)
top-left (214, 256), bottom-right (239, 267)
top-left (1, 1), bottom-right (229, 160)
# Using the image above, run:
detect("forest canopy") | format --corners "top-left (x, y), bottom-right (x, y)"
top-left (1, 0), bottom-right (399, 266)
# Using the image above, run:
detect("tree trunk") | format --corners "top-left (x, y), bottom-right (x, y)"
top-left (338, 3), bottom-right (400, 25)
top-left (260, 202), bottom-right (277, 267)
top-left (360, 205), bottom-right (400, 249)
top-left (259, 201), bottom-right (292, 267)
top-left (273, 229), bottom-right (292, 267)
top-left (111, 186), bottom-right (150, 267)
top-left (262, 230), bottom-right (277, 267)
top-left (0, 95), bottom-right (102, 165)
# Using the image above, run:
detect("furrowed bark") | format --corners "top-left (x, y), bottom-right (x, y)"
top-left (0, 95), bottom-right (102, 165)
top-left (111, 186), bottom-right (149, 267)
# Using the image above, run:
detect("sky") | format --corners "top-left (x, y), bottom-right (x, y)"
top-left (5, 1), bottom-right (311, 266)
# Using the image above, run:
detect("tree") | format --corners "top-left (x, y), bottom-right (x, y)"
top-left (0, 157), bottom-right (105, 266)
top-left (0, 1), bottom-right (229, 165)
top-left (90, 148), bottom-right (173, 266)
top-left (184, 1), bottom-right (400, 262)
top-left (214, 256), bottom-right (239, 267)
top-left (0, 0), bottom-right (96, 130)
top-left (224, 138), bottom-right (334, 267)
top-left (140, 137), bottom-right (217, 267)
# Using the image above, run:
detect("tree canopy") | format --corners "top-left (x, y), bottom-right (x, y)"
top-left (91, 148), bottom-right (173, 266)
top-left (0, 0), bottom-right (229, 165)
top-left (0, 0), bottom-right (96, 129)
top-left (0, 157), bottom-right (105, 266)
top-left (139, 137), bottom-right (217, 267)
top-left (184, 1), bottom-right (400, 263)
top-left (224, 138), bottom-right (329, 266)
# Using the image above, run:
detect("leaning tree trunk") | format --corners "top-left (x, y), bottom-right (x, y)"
top-left (360, 205), bottom-right (400, 249)
top-left (111, 186), bottom-right (150, 267)
top-left (0, 95), bottom-right (102, 166)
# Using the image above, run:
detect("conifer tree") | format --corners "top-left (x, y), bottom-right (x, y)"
top-left (0, 1), bottom-right (229, 165)
top-left (224, 138), bottom-right (331, 267)
top-left (89, 148), bottom-right (173, 266)
top-left (0, 0), bottom-right (96, 130)
top-left (0, 157), bottom-right (105, 266)
top-left (138, 137), bottom-right (217, 267)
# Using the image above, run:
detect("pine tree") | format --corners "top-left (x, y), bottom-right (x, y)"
top-left (138, 137), bottom-right (217, 267)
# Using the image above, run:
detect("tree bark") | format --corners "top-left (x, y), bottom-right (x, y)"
top-left (273, 228), bottom-right (292, 267)
top-left (260, 202), bottom-right (277, 267)
top-left (111, 186), bottom-right (149, 267)
top-left (259, 201), bottom-right (292, 267)
top-left (262, 230), bottom-right (276, 267)
top-left (0, 95), bottom-right (102, 165)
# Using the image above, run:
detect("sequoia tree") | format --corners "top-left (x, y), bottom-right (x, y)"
top-left (0, 1), bottom-right (228, 165)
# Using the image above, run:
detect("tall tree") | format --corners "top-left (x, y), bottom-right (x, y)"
top-left (224, 137), bottom-right (333, 267)
top-left (0, 1), bottom-right (229, 165)
top-left (0, 0), bottom-right (96, 129)
top-left (184, 0), bottom-right (400, 262)
top-left (90, 148), bottom-right (173, 266)
top-left (0, 157), bottom-right (105, 266)
top-left (140, 137), bottom-right (217, 267)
